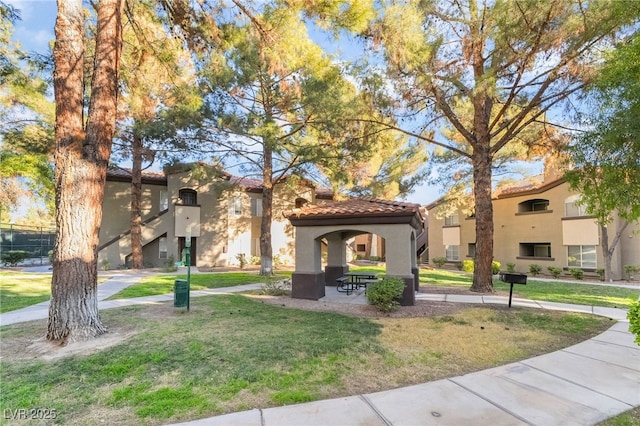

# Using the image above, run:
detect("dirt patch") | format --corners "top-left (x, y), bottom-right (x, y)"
top-left (249, 293), bottom-right (467, 318)
top-left (1, 326), bottom-right (137, 362)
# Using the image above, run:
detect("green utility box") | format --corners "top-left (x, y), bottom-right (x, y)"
top-left (174, 279), bottom-right (190, 309)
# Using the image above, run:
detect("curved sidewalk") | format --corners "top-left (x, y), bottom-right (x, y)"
top-left (1, 278), bottom-right (638, 425)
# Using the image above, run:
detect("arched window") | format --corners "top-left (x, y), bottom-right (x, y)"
top-left (295, 197), bottom-right (309, 208)
top-left (179, 189), bottom-right (197, 205)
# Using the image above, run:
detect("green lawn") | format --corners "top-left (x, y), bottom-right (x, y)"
top-left (418, 268), bottom-right (639, 308)
top-left (0, 272), bottom-right (52, 313)
top-left (108, 271), bottom-right (293, 299)
top-left (0, 294), bottom-right (612, 425)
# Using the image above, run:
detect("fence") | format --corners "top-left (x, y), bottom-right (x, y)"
top-left (0, 223), bottom-right (56, 266)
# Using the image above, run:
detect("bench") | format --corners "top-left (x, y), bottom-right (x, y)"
top-left (336, 276), bottom-right (353, 295)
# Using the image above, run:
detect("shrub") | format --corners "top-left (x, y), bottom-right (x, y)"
top-left (367, 276), bottom-right (405, 313)
top-left (492, 260), bottom-right (501, 275)
top-left (462, 259), bottom-right (474, 273)
top-left (506, 262), bottom-right (516, 273)
top-left (236, 253), bottom-right (247, 269)
top-left (164, 254), bottom-right (178, 272)
top-left (48, 250), bottom-right (54, 264)
top-left (100, 258), bottom-right (110, 271)
top-left (250, 256), bottom-right (261, 265)
top-left (627, 299), bottom-right (640, 347)
top-left (262, 278), bottom-right (291, 296)
top-left (569, 268), bottom-right (584, 280)
top-left (624, 265), bottom-right (639, 281)
top-left (596, 268), bottom-right (605, 281)
top-left (1, 250), bottom-right (30, 267)
top-left (454, 261), bottom-right (463, 271)
top-left (547, 266), bottom-right (562, 278)
top-left (529, 264), bottom-right (542, 277)
top-left (432, 257), bottom-right (447, 268)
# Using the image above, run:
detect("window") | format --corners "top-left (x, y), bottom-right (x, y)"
top-left (519, 243), bottom-right (552, 258)
top-left (250, 198), bottom-right (263, 217)
top-left (445, 245), bottom-right (459, 261)
top-left (179, 189), bottom-right (197, 205)
top-left (468, 243), bottom-right (476, 258)
top-left (568, 245), bottom-right (596, 268)
top-left (565, 202), bottom-right (587, 217)
top-left (356, 244), bottom-right (366, 252)
top-left (444, 213), bottom-right (459, 226)
top-left (295, 198), bottom-right (309, 208)
top-left (228, 197), bottom-right (242, 216)
top-left (518, 199), bottom-right (549, 213)
top-left (159, 237), bottom-right (167, 259)
top-left (159, 190), bottom-right (168, 210)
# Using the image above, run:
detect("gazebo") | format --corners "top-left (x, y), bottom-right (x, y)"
top-left (285, 198), bottom-right (425, 306)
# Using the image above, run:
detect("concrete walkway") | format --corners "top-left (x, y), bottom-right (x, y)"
top-left (1, 274), bottom-right (638, 425)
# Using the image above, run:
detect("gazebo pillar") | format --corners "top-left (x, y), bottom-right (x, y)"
top-left (324, 233), bottom-right (348, 286)
top-left (385, 227), bottom-right (416, 306)
top-left (291, 226), bottom-right (325, 300)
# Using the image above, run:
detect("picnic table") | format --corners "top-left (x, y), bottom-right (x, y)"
top-left (336, 272), bottom-right (379, 295)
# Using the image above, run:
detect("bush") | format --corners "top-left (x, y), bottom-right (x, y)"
top-left (262, 278), bottom-right (291, 296)
top-left (547, 266), bottom-right (562, 278)
top-left (529, 264), bottom-right (542, 277)
top-left (250, 256), bottom-right (261, 265)
top-left (596, 268), bottom-right (605, 281)
top-left (432, 257), bottom-right (447, 268)
top-left (569, 268), bottom-right (584, 280)
top-left (164, 254), bottom-right (178, 272)
top-left (454, 261), bottom-right (463, 271)
top-left (506, 262), bottom-right (516, 273)
top-left (492, 260), bottom-right (501, 274)
top-left (624, 265), bottom-right (639, 281)
top-left (367, 276), bottom-right (405, 313)
top-left (236, 253), bottom-right (247, 269)
top-left (1, 250), bottom-right (30, 267)
top-left (627, 299), bottom-right (640, 347)
top-left (462, 259), bottom-right (474, 273)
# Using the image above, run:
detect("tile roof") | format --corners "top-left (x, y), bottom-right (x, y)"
top-left (107, 166), bottom-right (334, 198)
top-left (286, 198), bottom-right (423, 220)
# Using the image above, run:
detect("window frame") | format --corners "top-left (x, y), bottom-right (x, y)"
top-left (445, 245), bottom-right (460, 261)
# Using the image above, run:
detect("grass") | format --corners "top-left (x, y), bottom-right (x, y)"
top-left (598, 407), bottom-right (640, 426)
top-left (108, 272), bottom-right (292, 299)
top-left (0, 293), bottom-right (613, 425)
top-left (0, 273), bottom-right (112, 313)
top-left (419, 268), bottom-right (639, 308)
top-left (0, 272), bottom-right (52, 313)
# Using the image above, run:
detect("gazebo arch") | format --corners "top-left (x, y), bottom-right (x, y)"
top-left (285, 198), bottom-right (424, 306)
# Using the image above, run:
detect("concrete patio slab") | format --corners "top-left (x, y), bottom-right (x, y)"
top-left (262, 396), bottom-right (386, 426)
top-left (562, 339), bottom-right (640, 371)
top-left (451, 362), bottom-right (632, 426)
top-left (365, 380), bottom-right (526, 425)
top-left (522, 351), bottom-right (640, 405)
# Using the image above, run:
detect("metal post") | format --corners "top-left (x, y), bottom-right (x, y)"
top-left (508, 283), bottom-right (515, 308)
top-left (185, 227), bottom-right (192, 311)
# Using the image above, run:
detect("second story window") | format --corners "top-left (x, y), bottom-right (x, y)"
top-left (159, 190), bottom-right (168, 210)
top-left (444, 213), bottom-right (459, 226)
top-left (565, 195), bottom-right (587, 217)
top-left (229, 197), bottom-right (242, 216)
top-left (179, 189), bottom-right (197, 205)
top-left (251, 198), bottom-right (263, 217)
top-left (518, 199), bottom-right (549, 213)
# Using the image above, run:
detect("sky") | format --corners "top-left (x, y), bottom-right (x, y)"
top-left (5, 0), bottom-right (446, 206)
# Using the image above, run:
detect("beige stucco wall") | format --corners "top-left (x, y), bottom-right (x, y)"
top-left (427, 180), bottom-right (637, 279)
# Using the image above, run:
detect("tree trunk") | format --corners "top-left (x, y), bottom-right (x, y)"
top-left (259, 143), bottom-right (274, 276)
top-left (130, 134), bottom-right (143, 269)
top-left (48, 0), bottom-right (122, 343)
top-left (601, 221), bottom-right (629, 282)
top-left (364, 233), bottom-right (373, 259)
top-left (470, 143), bottom-right (495, 293)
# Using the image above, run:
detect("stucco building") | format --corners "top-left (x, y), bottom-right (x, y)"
top-left (426, 177), bottom-right (640, 280)
top-left (97, 164), bottom-right (332, 269)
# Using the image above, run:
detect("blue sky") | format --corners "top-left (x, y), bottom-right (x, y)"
top-left (5, 0), bottom-right (445, 206)
top-left (6, 0), bottom-right (56, 55)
